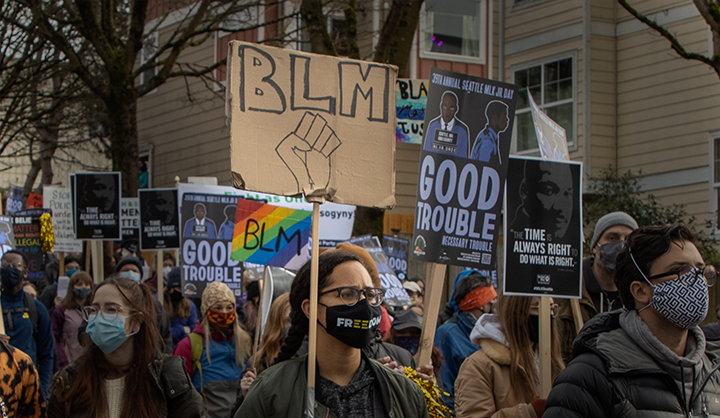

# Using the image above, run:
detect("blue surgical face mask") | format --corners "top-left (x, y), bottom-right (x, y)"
top-left (86, 312), bottom-right (137, 354)
top-left (66, 269), bottom-right (78, 278)
top-left (119, 271), bottom-right (141, 282)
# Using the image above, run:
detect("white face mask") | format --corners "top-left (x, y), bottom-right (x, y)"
top-left (162, 267), bottom-right (172, 276)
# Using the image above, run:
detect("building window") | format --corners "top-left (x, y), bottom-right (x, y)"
top-left (513, 57), bottom-right (574, 153)
top-left (419, 0), bottom-right (485, 63)
top-left (140, 32), bottom-right (158, 86)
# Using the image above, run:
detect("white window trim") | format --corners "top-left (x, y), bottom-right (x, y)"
top-left (141, 32), bottom-right (159, 94)
top-left (510, 50), bottom-right (578, 155)
top-left (511, 0), bottom-right (555, 12)
top-left (418, 1), bottom-right (487, 65)
top-left (709, 132), bottom-right (720, 236)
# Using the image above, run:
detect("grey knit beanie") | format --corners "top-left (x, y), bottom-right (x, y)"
top-left (590, 211), bottom-right (638, 249)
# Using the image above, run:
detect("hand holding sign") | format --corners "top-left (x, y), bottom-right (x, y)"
top-left (276, 112), bottom-right (342, 193)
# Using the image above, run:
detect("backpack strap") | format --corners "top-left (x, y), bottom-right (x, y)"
top-left (23, 292), bottom-right (38, 339)
top-left (2, 293), bottom-right (37, 337)
top-left (189, 332), bottom-right (203, 389)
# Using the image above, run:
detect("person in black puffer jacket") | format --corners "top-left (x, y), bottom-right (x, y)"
top-left (546, 225), bottom-right (720, 418)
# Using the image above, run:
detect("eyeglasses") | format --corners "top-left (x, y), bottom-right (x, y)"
top-left (530, 303), bottom-right (559, 317)
top-left (1, 261), bottom-right (23, 270)
top-left (320, 286), bottom-right (385, 307)
top-left (82, 305), bottom-right (136, 322)
top-left (629, 249), bottom-right (717, 288)
top-left (646, 264), bottom-right (717, 287)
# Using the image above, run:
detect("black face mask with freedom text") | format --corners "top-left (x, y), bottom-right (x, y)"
top-left (319, 299), bottom-right (383, 349)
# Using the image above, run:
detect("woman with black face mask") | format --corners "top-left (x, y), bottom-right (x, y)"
top-left (235, 251), bottom-right (429, 418)
top-left (51, 272), bottom-right (94, 368)
top-left (162, 267), bottom-right (197, 348)
top-left (455, 295), bottom-right (565, 418)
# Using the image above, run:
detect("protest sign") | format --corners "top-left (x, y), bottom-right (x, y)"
top-left (43, 186), bottom-right (82, 253)
top-left (139, 189), bottom-right (180, 250)
top-left (258, 266), bottom-right (295, 339)
top-left (121, 198), bottom-right (140, 242)
top-left (180, 191), bottom-right (243, 297)
top-left (6, 185), bottom-right (23, 215)
top-left (411, 67), bottom-right (519, 268)
top-left (529, 93), bottom-right (569, 161)
top-left (73, 172), bottom-right (121, 240)
top-left (13, 209), bottom-right (50, 282)
top-left (26, 193), bottom-right (42, 209)
top-left (179, 184), bottom-right (354, 244)
top-left (231, 198), bottom-right (311, 269)
top-left (503, 156), bottom-right (583, 298)
top-left (396, 79), bottom-right (427, 144)
top-left (226, 41), bottom-right (397, 207)
top-left (0, 216), bottom-right (14, 256)
top-left (347, 235), bottom-right (412, 306)
top-left (382, 235), bottom-right (409, 280)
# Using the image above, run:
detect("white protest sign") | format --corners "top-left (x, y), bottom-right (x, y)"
top-left (529, 92), bottom-right (569, 161)
top-left (43, 186), bottom-right (83, 253)
top-left (226, 41), bottom-right (397, 208)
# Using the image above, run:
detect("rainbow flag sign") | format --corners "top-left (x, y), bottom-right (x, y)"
top-left (231, 198), bottom-right (312, 268)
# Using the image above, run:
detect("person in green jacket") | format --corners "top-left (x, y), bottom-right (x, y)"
top-left (236, 251), bottom-right (429, 418)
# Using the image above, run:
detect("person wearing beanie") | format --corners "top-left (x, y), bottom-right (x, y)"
top-left (587, 211), bottom-right (638, 313)
top-left (434, 272), bottom-right (496, 412)
top-left (162, 267), bottom-right (198, 348)
top-left (174, 281), bottom-right (251, 418)
top-left (555, 211), bottom-right (638, 362)
top-left (112, 256), bottom-right (174, 354)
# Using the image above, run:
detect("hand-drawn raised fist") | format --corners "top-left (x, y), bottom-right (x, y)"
top-left (276, 111), bottom-right (342, 193)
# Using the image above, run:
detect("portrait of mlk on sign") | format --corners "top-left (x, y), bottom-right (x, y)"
top-left (276, 111), bottom-right (343, 196)
top-left (510, 159), bottom-right (574, 241)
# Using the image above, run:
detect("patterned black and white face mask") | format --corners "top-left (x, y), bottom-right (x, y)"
top-left (636, 265), bottom-right (709, 329)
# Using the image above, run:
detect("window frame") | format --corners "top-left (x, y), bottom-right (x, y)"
top-left (510, 51), bottom-right (578, 155)
top-left (418, 0), bottom-right (487, 65)
top-left (710, 132), bottom-right (720, 236)
top-left (140, 32), bottom-right (159, 94)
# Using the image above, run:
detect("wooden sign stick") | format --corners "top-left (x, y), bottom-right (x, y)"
top-left (417, 262), bottom-right (447, 366)
top-left (157, 251), bottom-right (164, 302)
top-left (59, 252), bottom-right (65, 276)
top-left (91, 241), bottom-right (103, 284)
top-left (305, 198), bottom-right (323, 418)
top-left (539, 296), bottom-right (552, 397)
top-left (85, 241), bottom-right (91, 272)
top-left (571, 299), bottom-right (584, 333)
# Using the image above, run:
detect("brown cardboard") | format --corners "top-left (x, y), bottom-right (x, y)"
top-left (226, 41), bottom-right (397, 209)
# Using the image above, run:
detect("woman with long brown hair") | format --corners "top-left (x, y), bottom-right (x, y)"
top-left (47, 276), bottom-right (202, 418)
top-left (51, 272), bottom-right (93, 368)
top-left (455, 295), bottom-right (565, 418)
top-left (251, 292), bottom-right (290, 374)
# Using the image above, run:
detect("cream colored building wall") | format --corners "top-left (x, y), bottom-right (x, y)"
top-left (617, 15), bottom-right (718, 176)
top-left (137, 27), bottom-right (231, 188)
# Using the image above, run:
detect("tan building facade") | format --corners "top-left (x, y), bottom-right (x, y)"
top-left (137, 0), bottom-right (720, 254)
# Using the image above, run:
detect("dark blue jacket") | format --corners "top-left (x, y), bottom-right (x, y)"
top-left (170, 301), bottom-right (198, 348)
top-left (1, 289), bottom-right (54, 398)
top-left (434, 311), bottom-right (479, 412)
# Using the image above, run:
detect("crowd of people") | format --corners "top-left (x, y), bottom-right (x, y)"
top-left (0, 211), bottom-right (719, 418)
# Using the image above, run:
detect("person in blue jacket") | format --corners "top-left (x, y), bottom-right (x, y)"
top-left (434, 271), bottom-right (497, 412)
top-left (163, 267), bottom-right (198, 348)
top-left (0, 250), bottom-right (54, 398)
top-left (174, 281), bottom-right (251, 418)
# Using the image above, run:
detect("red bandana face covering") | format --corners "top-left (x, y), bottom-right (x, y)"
top-left (208, 311), bottom-right (236, 330)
